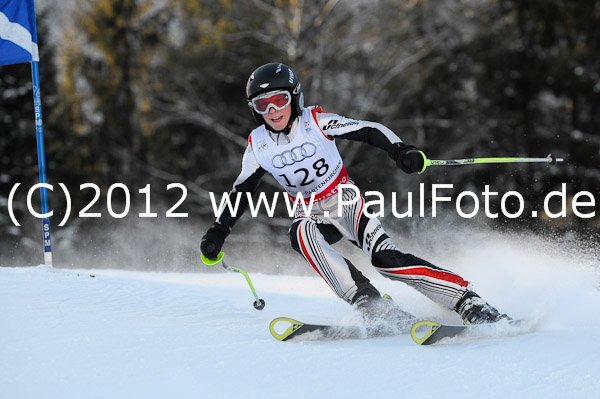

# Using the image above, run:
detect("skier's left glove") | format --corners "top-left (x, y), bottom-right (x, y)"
top-left (200, 222), bottom-right (230, 260)
top-left (390, 142), bottom-right (425, 174)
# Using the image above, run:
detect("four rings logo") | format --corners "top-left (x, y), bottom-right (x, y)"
top-left (271, 143), bottom-right (317, 169)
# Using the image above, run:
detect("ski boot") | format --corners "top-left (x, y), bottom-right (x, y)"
top-left (352, 288), bottom-right (415, 335)
top-left (454, 291), bottom-right (510, 325)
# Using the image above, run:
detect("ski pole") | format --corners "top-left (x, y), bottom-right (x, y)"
top-left (201, 249), bottom-right (265, 310)
top-left (418, 152), bottom-right (564, 174)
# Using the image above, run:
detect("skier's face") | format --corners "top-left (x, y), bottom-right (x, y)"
top-left (263, 103), bottom-right (292, 132)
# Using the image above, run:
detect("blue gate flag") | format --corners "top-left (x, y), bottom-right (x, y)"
top-left (0, 0), bottom-right (39, 66)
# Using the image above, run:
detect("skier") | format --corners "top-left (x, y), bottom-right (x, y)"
top-left (201, 62), bottom-right (509, 326)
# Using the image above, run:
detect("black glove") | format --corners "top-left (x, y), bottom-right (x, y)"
top-left (390, 143), bottom-right (425, 174)
top-left (200, 223), bottom-right (230, 260)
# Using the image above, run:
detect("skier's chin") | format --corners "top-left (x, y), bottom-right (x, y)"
top-left (266, 118), bottom-right (288, 132)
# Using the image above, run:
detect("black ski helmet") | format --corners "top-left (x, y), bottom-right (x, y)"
top-left (246, 63), bottom-right (304, 127)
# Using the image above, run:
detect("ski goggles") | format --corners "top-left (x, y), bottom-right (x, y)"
top-left (249, 90), bottom-right (292, 114)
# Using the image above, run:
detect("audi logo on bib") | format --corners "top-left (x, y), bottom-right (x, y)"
top-left (272, 143), bottom-right (317, 169)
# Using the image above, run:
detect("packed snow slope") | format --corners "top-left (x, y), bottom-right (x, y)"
top-left (1, 238), bottom-right (599, 399)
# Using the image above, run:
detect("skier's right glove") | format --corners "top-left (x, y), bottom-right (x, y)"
top-left (390, 142), bottom-right (425, 174)
top-left (200, 222), bottom-right (231, 260)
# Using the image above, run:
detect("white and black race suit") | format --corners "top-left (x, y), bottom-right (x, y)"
top-left (217, 106), bottom-right (470, 309)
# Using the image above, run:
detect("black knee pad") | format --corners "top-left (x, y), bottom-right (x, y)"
top-left (371, 249), bottom-right (435, 269)
top-left (289, 220), bottom-right (302, 254)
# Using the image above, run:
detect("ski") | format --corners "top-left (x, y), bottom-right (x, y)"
top-left (270, 317), bottom-right (366, 341)
top-left (411, 319), bottom-right (525, 345)
top-left (270, 296), bottom-right (421, 341)
top-left (269, 312), bottom-right (417, 341)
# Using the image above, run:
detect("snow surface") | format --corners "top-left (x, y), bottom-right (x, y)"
top-left (2, 242), bottom-right (600, 399)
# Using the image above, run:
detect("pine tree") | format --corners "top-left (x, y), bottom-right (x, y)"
top-left (58, 0), bottom-right (169, 187)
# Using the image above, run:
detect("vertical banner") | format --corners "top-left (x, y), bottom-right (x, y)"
top-left (1, 0), bottom-right (52, 265)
